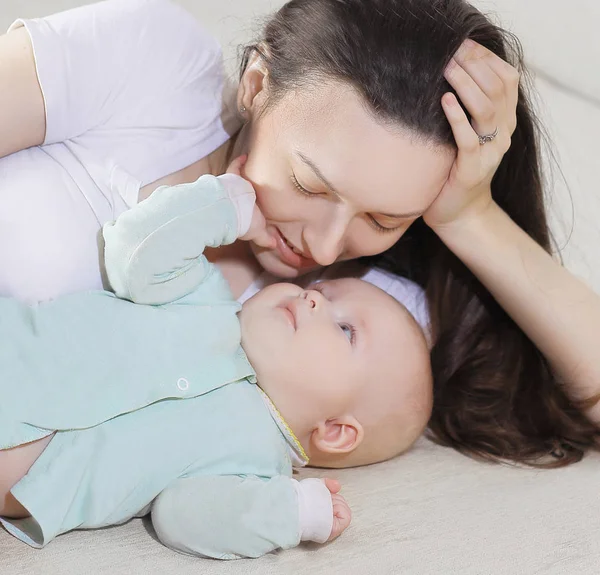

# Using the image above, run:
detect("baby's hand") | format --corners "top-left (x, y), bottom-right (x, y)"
top-left (323, 478), bottom-right (352, 541)
top-left (227, 156), bottom-right (275, 250)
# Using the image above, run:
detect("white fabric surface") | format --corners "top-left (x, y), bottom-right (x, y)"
top-left (2, 0), bottom-right (600, 573)
top-left (293, 478), bottom-right (334, 544)
top-left (3, 439), bottom-right (600, 574)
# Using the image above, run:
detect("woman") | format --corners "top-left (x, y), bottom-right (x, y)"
top-left (1, 0), bottom-right (599, 466)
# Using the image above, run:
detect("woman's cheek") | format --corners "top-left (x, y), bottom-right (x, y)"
top-left (254, 181), bottom-right (299, 222)
top-left (344, 223), bottom-right (407, 259)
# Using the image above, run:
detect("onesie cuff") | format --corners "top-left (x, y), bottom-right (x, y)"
top-left (217, 174), bottom-right (256, 237)
top-left (292, 478), bottom-right (333, 544)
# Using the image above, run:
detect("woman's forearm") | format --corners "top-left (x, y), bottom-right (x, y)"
top-left (433, 201), bottom-right (600, 420)
top-left (0, 28), bottom-right (46, 158)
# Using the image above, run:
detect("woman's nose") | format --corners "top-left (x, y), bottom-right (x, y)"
top-left (304, 210), bottom-right (350, 266)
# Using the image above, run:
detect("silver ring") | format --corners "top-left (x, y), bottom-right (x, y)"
top-left (478, 127), bottom-right (499, 145)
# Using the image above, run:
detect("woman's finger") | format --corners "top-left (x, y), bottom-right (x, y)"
top-left (455, 40), bottom-right (520, 133)
top-left (453, 41), bottom-right (506, 107)
top-left (444, 58), bottom-right (497, 136)
top-left (441, 92), bottom-right (482, 156)
top-left (484, 56), bottom-right (520, 134)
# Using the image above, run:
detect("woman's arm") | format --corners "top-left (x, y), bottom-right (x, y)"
top-left (425, 39), bottom-right (600, 421)
top-left (0, 28), bottom-right (45, 158)
top-left (434, 202), bottom-right (600, 423)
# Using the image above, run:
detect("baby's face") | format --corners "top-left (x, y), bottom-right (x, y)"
top-left (240, 278), bottom-right (429, 450)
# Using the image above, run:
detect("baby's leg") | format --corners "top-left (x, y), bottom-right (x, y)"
top-left (0, 434), bottom-right (54, 518)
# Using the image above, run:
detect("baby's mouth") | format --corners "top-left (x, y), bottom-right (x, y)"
top-left (279, 302), bottom-right (297, 330)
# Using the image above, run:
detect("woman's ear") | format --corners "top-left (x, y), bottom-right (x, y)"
top-left (238, 44), bottom-right (271, 116)
top-left (311, 417), bottom-right (364, 455)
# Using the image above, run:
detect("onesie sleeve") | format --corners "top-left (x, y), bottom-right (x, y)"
top-left (9, 0), bottom-right (228, 185)
top-left (103, 174), bottom-right (255, 305)
top-left (151, 475), bottom-right (333, 560)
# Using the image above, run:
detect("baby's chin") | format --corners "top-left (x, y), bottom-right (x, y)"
top-left (250, 242), bottom-right (322, 279)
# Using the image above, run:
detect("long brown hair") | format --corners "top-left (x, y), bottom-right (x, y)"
top-left (242, 0), bottom-right (600, 466)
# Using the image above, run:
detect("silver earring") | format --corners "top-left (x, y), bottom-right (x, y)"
top-left (240, 106), bottom-right (247, 114)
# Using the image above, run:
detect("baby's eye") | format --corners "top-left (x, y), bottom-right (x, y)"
top-left (340, 323), bottom-right (355, 344)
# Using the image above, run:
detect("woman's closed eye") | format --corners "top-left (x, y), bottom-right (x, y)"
top-left (292, 173), bottom-right (404, 233)
top-left (291, 173), bottom-right (323, 197)
top-left (368, 215), bottom-right (402, 234)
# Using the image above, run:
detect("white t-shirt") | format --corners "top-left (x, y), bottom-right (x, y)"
top-left (0, 0), bottom-right (430, 332)
top-left (0, 0), bottom-right (234, 302)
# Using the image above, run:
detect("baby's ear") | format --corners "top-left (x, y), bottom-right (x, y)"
top-left (311, 417), bottom-right (364, 455)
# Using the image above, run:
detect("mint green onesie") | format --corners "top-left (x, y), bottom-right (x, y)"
top-left (0, 176), bottom-right (328, 559)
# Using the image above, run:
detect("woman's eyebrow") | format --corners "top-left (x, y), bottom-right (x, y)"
top-left (296, 151), bottom-right (339, 194)
top-left (296, 151), bottom-right (426, 219)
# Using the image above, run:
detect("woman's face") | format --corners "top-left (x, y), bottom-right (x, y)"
top-left (240, 81), bottom-right (455, 279)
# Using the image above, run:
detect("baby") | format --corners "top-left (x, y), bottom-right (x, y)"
top-left (0, 160), bottom-right (432, 559)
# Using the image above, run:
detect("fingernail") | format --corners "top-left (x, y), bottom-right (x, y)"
top-left (442, 93), bottom-right (456, 108)
top-left (455, 39), bottom-right (475, 59)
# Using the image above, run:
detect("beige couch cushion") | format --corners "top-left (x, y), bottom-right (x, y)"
top-left (473, 0), bottom-right (600, 101)
top-left (3, 439), bottom-right (600, 574)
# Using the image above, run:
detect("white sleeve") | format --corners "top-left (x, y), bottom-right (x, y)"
top-left (9, 0), bottom-right (229, 185)
top-left (292, 478), bottom-right (334, 544)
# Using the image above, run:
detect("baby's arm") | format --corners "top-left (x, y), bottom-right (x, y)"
top-left (151, 475), bottom-right (350, 559)
top-left (103, 170), bottom-right (255, 305)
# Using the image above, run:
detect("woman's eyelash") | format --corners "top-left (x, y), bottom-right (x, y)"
top-left (291, 173), bottom-right (398, 233)
top-left (368, 215), bottom-right (400, 234)
top-left (291, 174), bottom-right (320, 197)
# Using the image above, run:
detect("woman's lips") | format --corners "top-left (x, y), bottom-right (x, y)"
top-left (272, 227), bottom-right (316, 269)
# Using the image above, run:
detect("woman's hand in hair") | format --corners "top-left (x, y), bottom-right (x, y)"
top-left (423, 39), bottom-right (519, 231)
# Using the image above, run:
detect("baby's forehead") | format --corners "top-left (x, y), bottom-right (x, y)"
top-left (349, 285), bottom-right (425, 360)
top-left (317, 277), bottom-right (392, 299)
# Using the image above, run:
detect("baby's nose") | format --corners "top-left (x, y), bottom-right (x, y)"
top-left (300, 289), bottom-right (324, 309)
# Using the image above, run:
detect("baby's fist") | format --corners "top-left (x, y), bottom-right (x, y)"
top-left (323, 478), bottom-right (351, 541)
